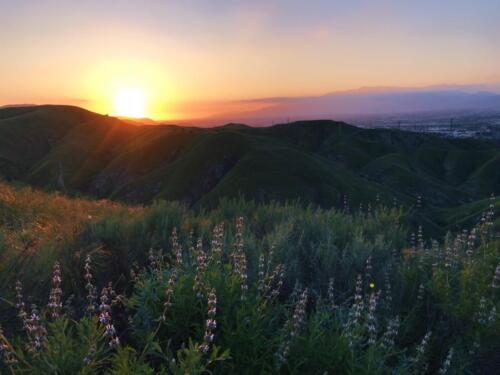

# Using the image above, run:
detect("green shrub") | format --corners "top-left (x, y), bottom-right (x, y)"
top-left (0, 183), bottom-right (498, 374)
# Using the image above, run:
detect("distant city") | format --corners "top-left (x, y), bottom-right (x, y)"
top-left (347, 110), bottom-right (500, 140)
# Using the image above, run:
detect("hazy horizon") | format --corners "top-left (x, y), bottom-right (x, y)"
top-left (1, 1), bottom-right (500, 120)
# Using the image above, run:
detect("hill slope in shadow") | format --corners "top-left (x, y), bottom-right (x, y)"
top-left (1, 105), bottom-right (498, 233)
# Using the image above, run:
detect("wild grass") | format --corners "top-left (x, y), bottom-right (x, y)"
top-left (0, 182), bottom-right (498, 374)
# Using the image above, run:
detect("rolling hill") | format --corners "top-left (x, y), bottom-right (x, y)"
top-left (0, 105), bottom-right (499, 233)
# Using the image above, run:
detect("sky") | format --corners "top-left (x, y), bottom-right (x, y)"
top-left (1, 0), bottom-right (499, 120)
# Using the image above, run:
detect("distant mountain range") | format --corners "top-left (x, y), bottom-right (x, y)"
top-left (0, 104), bottom-right (499, 234)
top-left (179, 85), bottom-right (500, 125)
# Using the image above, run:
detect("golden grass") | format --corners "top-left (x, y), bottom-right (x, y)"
top-left (0, 182), bottom-right (142, 254)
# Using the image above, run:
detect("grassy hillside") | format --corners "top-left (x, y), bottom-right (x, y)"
top-left (1, 105), bottom-right (499, 235)
top-left (0, 181), bottom-right (498, 374)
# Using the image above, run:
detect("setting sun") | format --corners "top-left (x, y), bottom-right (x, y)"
top-left (113, 88), bottom-right (147, 118)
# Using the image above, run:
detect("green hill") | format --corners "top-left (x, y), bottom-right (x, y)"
top-left (1, 105), bottom-right (499, 234)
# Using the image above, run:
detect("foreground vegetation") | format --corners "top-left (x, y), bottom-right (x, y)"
top-left (0, 182), bottom-right (499, 374)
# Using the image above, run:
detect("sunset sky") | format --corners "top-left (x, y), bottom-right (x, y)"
top-left (1, 1), bottom-right (499, 120)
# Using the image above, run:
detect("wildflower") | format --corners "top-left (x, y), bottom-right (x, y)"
top-left (171, 227), bottom-right (183, 266)
top-left (416, 331), bottom-right (432, 355)
top-left (15, 280), bottom-right (24, 311)
top-left (99, 286), bottom-right (120, 348)
top-left (353, 275), bottom-right (364, 321)
top-left (84, 255), bottom-right (97, 314)
top-left (108, 336), bottom-right (120, 348)
top-left (327, 278), bottom-right (336, 309)
top-left (102, 281), bottom-right (122, 306)
top-left (488, 305), bottom-right (497, 323)
top-left (417, 226), bottom-right (424, 252)
top-left (342, 274), bottom-right (363, 347)
top-left (25, 305), bottom-right (47, 353)
top-left (130, 263), bottom-right (140, 284)
top-left (417, 283), bottom-right (425, 302)
top-left (412, 331), bottom-right (432, 371)
top-left (234, 216), bottom-right (244, 251)
top-left (161, 269), bottom-right (177, 321)
top-left (466, 228), bottom-right (476, 257)
top-left (461, 229), bottom-right (468, 253)
top-left (380, 316), bottom-right (399, 350)
top-left (187, 228), bottom-right (195, 262)
top-left (367, 292), bottom-right (377, 345)
top-left (481, 193), bottom-right (496, 235)
top-left (15, 280), bottom-right (27, 327)
top-left (257, 247), bottom-right (284, 304)
top-left (290, 289), bottom-right (308, 337)
top-left (209, 223), bottom-right (224, 266)
top-left (99, 287), bottom-right (111, 324)
top-left (475, 297), bottom-right (488, 325)
top-left (416, 194), bottom-right (422, 208)
top-left (199, 288), bottom-right (217, 354)
top-left (276, 288), bottom-right (309, 367)
top-left (444, 246), bottom-right (452, 268)
top-left (343, 194), bottom-right (350, 213)
top-left (438, 347), bottom-right (454, 374)
top-left (383, 270), bottom-right (392, 311)
top-left (266, 264), bottom-right (285, 302)
top-left (491, 263), bottom-right (500, 289)
top-left (193, 238), bottom-right (207, 298)
top-left (451, 237), bottom-right (460, 265)
top-left (148, 248), bottom-right (156, 271)
top-left (341, 277), bottom-right (365, 348)
top-left (231, 217), bottom-right (248, 300)
top-left (365, 256), bottom-right (372, 283)
top-left (479, 211), bottom-right (488, 236)
top-left (431, 240), bottom-right (441, 268)
top-left (257, 253), bottom-right (265, 294)
top-left (48, 261), bottom-right (63, 319)
top-left (148, 248), bottom-right (162, 276)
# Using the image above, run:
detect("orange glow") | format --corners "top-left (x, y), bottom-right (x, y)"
top-left (2, 1), bottom-right (499, 122)
top-left (81, 59), bottom-right (175, 120)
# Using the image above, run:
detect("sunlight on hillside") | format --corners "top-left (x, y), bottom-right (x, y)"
top-left (0, 182), bottom-right (140, 255)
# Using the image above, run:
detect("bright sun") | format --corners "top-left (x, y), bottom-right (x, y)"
top-left (113, 88), bottom-right (147, 118)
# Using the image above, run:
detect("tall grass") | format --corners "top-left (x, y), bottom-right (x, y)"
top-left (0, 182), bottom-right (498, 374)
